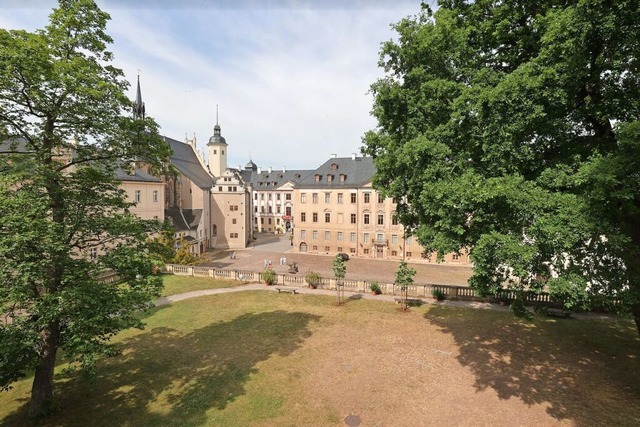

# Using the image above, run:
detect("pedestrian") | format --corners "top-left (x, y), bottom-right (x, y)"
top-left (282, 256), bottom-right (287, 266)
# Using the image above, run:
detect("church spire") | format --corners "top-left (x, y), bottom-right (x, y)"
top-left (214, 104), bottom-right (221, 135)
top-left (133, 72), bottom-right (145, 119)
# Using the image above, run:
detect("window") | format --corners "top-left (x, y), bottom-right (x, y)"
top-left (325, 231), bottom-right (330, 240)
top-left (276, 206), bottom-right (281, 214)
top-left (286, 206), bottom-right (291, 216)
top-left (268, 218), bottom-right (272, 224)
top-left (90, 248), bottom-right (97, 259)
top-left (378, 193), bottom-right (384, 203)
top-left (313, 245), bottom-right (318, 250)
top-left (153, 190), bottom-right (158, 203)
top-left (377, 214), bottom-right (384, 225)
top-left (277, 193), bottom-right (281, 200)
top-left (377, 233), bottom-right (384, 243)
top-left (312, 212), bottom-right (318, 222)
top-left (364, 249), bottom-right (370, 255)
top-left (260, 193), bottom-right (265, 200)
top-left (153, 215), bottom-right (158, 220)
top-left (337, 193), bottom-right (343, 204)
top-left (327, 174), bottom-right (334, 182)
top-left (233, 186), bottom-right (237, 192)
top-left (218, 186), bottom-right (223, 192)
top-left (324, 193), bottom-right (330, 203)
top-left (232, 219), bottom-right (237, 224)
top-left (452, 254), bottom-right (460, 260)
top-left (331, 163), bottom-right (338, 170)
top-left (286, 193), bottom-right (291, 201)
top-left (340, 174), bottom-right (347, 182)
top-left (363, 232), bottom-right (370, 242)
top-left (406, 236), bottom-right (413, 245)
top-left (268, 206), bottom-right (272, 213)
top-left (301, 193), bottom-right (306, 203)
top-left (392, 216), bottom-right (398, 225)
top-left (350, 248), bottom-right (356, 253)
top-left (229, 205), bottom-right (239, 211)
top-left (325, 246), bottom-right (330, 252)
top-left (350, 193), bottom-right (356, 203)
top-left (392, 234), bottom-right (398, 244)
top-left (268, 193), bottom-right (272, 200)
top-left (227, 186), bottom-right (233, 192)
top-left (392, 250), bottom-right (398, 256)
top-left (325, 213), bottom-right (330, 223)
top-left (350, 232), bottom-right (356, 242)
top-left (315, 174), bottom-right (322, 182)
top-left (261, 218), bottom-right (264, 224)
top-left (337, 232), bottom-right (343, 241)
top-left (312, 193), bottom-right (318, 204)
top-left (300, 230), bottom-right (306, 239)
top-left (230, 233), bottom-right (239, 238)
top-left (254, 193), bottom-right (258, 199)
top-left (406, 251), bottom-right (412, 257)
top-left (364, 214), bottom-right (370, 225)
top-left (364, 193), bottom-right (371, 203)
top-left (312, 231), bottom-right (318, 240)
top-left (350, 214), bottom-right (356, 224)
top-left (134, 190), bottom-right (141, 203)
top-left (337, 246), bottom-right (343, 252)
top-left (301, 212), bottom-right (306, 222)
top-left (261, 207), bottom-right (265, 213)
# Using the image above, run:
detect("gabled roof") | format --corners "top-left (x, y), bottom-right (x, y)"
top-left (164, 136), bottom-right (214, 189)
top-left (164, 207), bottom-right (202, 231)
top-left (114, 165), bottom-right (161, 183)
top-left (295, 156), bottom-right (375, 189)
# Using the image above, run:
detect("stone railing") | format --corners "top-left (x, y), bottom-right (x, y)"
top-left (164, 264), bottom-right (559, 306)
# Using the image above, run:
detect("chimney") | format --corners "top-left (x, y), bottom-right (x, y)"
top-left (268, 166), bottom-right (272, 173)
top-left (257, 167), bottom-right (261, 174)
top-left (282, 166), bottom-right (286, 173)
top-left (331, 153), bottom-right (337, 158)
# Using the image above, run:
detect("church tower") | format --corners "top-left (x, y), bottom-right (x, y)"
top-left (207, 106), bottom-right (227, 177)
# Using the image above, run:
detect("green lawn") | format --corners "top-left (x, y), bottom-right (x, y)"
top-left (1, 284), bottom-right (639, 426)
top-left (160, 274), bottom-right (245, 297)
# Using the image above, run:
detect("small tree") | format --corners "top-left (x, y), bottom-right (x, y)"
top-left (395, 261), bottom-right (416, 311)
top-left (262, 269), bottom-right (277, 286)
top-left (332, 254), bottom-right (347, 305)
top-left (172, 238), bottom-right (197, 265)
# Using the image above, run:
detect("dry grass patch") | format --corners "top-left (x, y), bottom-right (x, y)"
top-left (1, 291), bottom-right (638, 426)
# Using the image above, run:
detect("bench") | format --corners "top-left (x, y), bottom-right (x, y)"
top-left (394, 297), bottom-right (423, 306)
top-left (276, 287), bottom-right (298, 295)
top-left (546, 308), bottom-right (571, 318)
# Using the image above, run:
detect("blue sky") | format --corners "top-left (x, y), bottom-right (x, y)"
top-left (2, 0), bottom-right (423, 170)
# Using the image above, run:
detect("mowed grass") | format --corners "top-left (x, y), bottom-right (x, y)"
top-left (160, 273), bottom-right (245, 297)
top-left (1, 280), bottom-right (639, 426)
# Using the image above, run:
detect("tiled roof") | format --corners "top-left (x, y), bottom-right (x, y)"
top-left (164, 137), bottom-right (214, 189)
top-left (114, 166), bottom-right (161, 182)
top-left (164, 207), bottom-right (202, 231)
top-left (295, 156), bottom-right (375, 189)
top-left (247, 169), bottom-right (313, 191)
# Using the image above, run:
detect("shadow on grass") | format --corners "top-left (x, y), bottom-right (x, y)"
top-left (425, 306), bottom-right (640, 425)
top-left (4, 310), bottom-right (320, 426)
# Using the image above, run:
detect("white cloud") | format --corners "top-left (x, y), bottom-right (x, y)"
top-left (1, 0), bottom-right (420, 170)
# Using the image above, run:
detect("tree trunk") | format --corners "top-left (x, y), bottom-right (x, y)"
top-left (28, 321), bottom-right (60, 418)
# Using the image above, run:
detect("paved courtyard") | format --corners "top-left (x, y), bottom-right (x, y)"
top-left (199, 233), bottom-right (473, 286)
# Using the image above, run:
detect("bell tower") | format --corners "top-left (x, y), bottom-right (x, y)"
top-left (207, 105), bottom-right (227, 177)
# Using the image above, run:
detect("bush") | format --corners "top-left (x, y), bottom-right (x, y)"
top-left (431, 289), bottom-right (445, 301)
top-left (262, 269), bottom-right (277, 286)
top-left (370, 282), bottom-right (382, 295)
top-left (305, 271), bottom-right (322, 289)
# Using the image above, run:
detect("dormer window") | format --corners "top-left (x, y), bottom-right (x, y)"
top-left (339, 174), bottom-right (347, 182)
top-left (327, 174), bottom-right (334, 182)
top-left (315, 174), bottom-right (322, 182)
top-left (331, 163), bottom-right (338, 170)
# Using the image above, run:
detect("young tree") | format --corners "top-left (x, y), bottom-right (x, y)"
top-left (395, 261), bottom-right (416, 311)
top-left (0, 0), bottom-right (171, 417)
top-left (332, 254), bottom-right (347, 305)
top-left (363, 1), bottom-right (640, 332)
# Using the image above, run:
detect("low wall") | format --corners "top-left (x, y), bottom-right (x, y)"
top-left (164, 264), bottom-right (559, 306)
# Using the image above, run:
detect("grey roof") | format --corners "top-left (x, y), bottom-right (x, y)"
top-left (164, 207), bottom-right (202, 232)
top-left (246, 168), bottom-right (313, 191)
top-left (295, 156), bottom-right (375, 189)
top-left (164, 136), bottom-right (214, 189)
top-left (114, 165), bottom-right (161, 182)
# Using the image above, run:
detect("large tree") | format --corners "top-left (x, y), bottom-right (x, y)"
top-left (363, 0), bottom-right (640, 332)
top-left (0, 0), bottom-right (171, 417)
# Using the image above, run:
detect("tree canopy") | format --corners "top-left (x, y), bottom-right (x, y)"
top-left (363, 0), bottom-right (640, 332)
top-left (0, 0), bottom-right (171, 417)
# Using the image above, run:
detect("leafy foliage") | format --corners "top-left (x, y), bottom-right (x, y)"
top-left (172, 238), bottom-right (197, 266)
top-left (262, 269), bottom-right (277, 286)
top-left (305, 271), bottom-right (322, 289)
top-left (0, 0), bottom-right (171, 417)
top-left (364, 0), bottom-right (640, 332)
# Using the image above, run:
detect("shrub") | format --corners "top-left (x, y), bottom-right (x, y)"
top-left (431, 289), bottom-right (445, 301)
top-left (305, 271), bottom-right (322, 289)
top-left (262, 269), bottom-right (277, 286)
top-left (370, 282), bottom-right (382, 295)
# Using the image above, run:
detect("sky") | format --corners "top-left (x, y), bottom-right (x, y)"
top-left (1, 0), bottom-right (424, 170)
